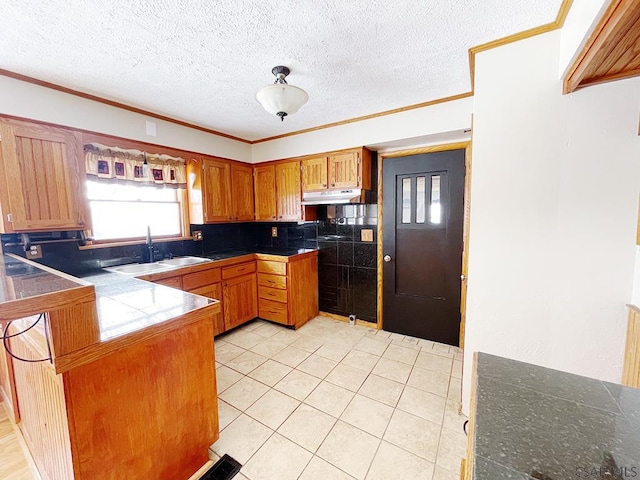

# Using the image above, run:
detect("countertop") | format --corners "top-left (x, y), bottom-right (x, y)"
top-left (78, 270), bottom-right (214, 341)
top-left (0, 253), bottom-right (217, 373)
top-left (472, 353), bottom-right (640, 479)
top-left (205, 248), bottom-right (316, 260)
top-left (1, 247), bottom-right (317, 344)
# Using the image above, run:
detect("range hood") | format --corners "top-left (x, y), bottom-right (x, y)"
top-left (301, 189), bottom-right (363, 205)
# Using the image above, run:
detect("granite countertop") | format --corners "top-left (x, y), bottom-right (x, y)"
top-left (472, 353), bottom-right (640, 479)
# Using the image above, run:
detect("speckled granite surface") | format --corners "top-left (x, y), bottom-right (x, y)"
top-left (473, 353), bottom-right (640, 479)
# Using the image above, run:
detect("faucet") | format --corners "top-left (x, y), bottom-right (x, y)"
top-left (146, 226), bottom-right (154, 263)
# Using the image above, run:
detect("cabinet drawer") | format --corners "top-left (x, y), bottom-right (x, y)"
top-left (258, 286), bottom-right (288, 303)
top-left (154, 276), bottom-right (182, 289)
top-left (259, 298), bottom-right (289, 324)
top-left (257, 260), bottom-right (287, 276)
top-left (189, 284), bottom-right (222, 300)
top-left (257, 273), bottom-right (287, 290)
top-left (222, 262), bottom-right (256, 279)
top-left (182, 268), bottom-right (221, 290)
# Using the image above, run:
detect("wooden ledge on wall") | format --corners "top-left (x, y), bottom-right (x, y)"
top-left (563, 0), bottom-right (640, 94)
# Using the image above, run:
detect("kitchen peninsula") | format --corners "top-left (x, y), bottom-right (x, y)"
top-left (0, 253), bottom-right (221, 480)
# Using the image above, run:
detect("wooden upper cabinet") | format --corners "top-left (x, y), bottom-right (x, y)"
top-left (0, 121), bottom-right (86, 232)
top-left (202, 157), bottom-right (232, 222)
top-left (254, 165), bottom-right (277, 221)
top-left (328, 152), bottom-right (359, 189)
top-left (230, 163), bottom-right (254, 221)
top-left (301, 157), bottom-right (328, 191)
top-left (276, 161), bottom-right (302, 221)
top-left (299, 148), bottom-right (371, 193)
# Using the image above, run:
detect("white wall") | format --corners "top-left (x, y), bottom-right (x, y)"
top-left (251, 96), bottom-right (473, 162)
top-left (558, 0), bottom-right (608, 77)
top-left (463, 29), bottom-right (640, 414)
top-left (0, 75), bottom-right (251, 162)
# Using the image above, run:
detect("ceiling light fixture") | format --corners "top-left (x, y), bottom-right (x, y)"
top-left (256, 66), bottom-right (308, 121)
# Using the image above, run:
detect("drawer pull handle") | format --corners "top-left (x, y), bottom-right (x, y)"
top-left (268, 279), bottom-right (275, 283)
top-left (268, 292), bottom-right (275, 296)
top-left (237, 268), bottom-right (245, 272)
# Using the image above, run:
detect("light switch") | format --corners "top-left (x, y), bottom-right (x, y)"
top-left (145, 120), bottom-right (157, 137)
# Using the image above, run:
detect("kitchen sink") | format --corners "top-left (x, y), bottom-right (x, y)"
top-left (157, 256), bottom-right (211, 267)
top-left (107, 263), bottom-right (172, 275)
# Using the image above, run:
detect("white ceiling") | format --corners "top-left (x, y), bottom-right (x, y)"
top-left (0, 0), bottom-right (562, 142)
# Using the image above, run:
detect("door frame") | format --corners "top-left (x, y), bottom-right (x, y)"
top-left (377, 141), bottom-right (472, 348)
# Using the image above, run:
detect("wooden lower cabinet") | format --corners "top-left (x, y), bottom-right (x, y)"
top-left (223, 272), bottom-right (258, 330)
top-left (190, 283), bottom-right (225, 336)
top-left (256, 255), bottom-right (318, 328)
top-left (154, 275), bottom-right (183, 289)
top-left (6, 309), bottom-right (218, 480)
top-left (145, 252), bottom-right (318, 334)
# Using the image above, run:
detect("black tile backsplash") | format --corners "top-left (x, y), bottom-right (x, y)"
top-left (0, 233), bottom-right (200, 276)
top-left (2, 210), bottom-right (381, 323)
top-left (191, 222), bottom-right (318, 255)
top-left (317, 203), bottom-right (378, 323)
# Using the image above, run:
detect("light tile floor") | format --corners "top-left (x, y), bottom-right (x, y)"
top-left (211, 316), bottom-right (467, 480)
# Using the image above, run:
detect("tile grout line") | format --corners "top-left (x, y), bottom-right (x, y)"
top-left (213, 319), bottom-right (465, 479)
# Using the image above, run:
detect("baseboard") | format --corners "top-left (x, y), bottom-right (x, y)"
top-left (319, 311), bottom-right (378, 329)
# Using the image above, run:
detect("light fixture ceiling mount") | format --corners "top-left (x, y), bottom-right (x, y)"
top-left (256, 65), bottom-right (309, 122)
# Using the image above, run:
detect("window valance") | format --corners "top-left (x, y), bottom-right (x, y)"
top-left (84, 144), bottom-right (187, 186)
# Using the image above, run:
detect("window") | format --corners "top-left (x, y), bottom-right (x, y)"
top-left (86, 180), bottom-right (183, 241)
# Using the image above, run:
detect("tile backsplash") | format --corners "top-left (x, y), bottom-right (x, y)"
top-left (1, 212), bottom-right (380, 324)
top-left (315, 204), bottom-right (378, 324)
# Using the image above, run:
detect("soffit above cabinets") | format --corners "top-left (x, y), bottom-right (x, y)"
top-left (564, 0), bottom-right (640, 94)
top-left (0, 0), bottom-right (562, 141)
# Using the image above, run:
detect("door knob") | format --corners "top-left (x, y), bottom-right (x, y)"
top-left (461, 274), bottom-right (467, 281)
top-left (383, 255), bottom-right (392, 263)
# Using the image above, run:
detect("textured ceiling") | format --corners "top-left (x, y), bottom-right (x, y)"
top-left (0, 0), bottom-right (563, 141)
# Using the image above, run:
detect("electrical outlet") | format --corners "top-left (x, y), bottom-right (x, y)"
top-left (26, 245), bottom-right (42, 259)
top-left (192, 230), bottom-right (203, 241)
top-left (271, 227), bottom-right (278, 237)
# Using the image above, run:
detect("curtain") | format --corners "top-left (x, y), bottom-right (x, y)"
top-left (84, 144), bottom-right (187, 186)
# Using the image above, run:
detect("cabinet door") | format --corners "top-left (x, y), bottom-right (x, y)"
top-left (254, 165), bottom-right (277, 221)
top-left (276, 161), bottom-right (302, 221)
top-left (0, 122), bottom-right (85, 231)
top-left (230, 164), bottom-right (254, 221)
top-left (301, 157), bottom-right (328, 191)
top-left (202, 158), bottom-right (232, 222)
top-left (328, 151), bottom-right (359, 189)
top-left (190, 283), bottom-right (225, 336)
top-left (222, 273), bottom-right (257, 330)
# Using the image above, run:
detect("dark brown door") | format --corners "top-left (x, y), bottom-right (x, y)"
top-left (382, 150), bottom-right (465, 345)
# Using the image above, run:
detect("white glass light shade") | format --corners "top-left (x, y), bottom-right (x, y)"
top-left (256, 83), bottom-right (309, 117)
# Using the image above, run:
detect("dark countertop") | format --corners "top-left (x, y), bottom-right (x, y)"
top-left (472, 353), bottom-right (640, 479)
top-left (0, 252), bottom-right (85, 303)
top-left (205, 248), bottom-right (316, 260)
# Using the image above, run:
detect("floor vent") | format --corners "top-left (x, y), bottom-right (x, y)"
top-left (200, 454), bottom-right (242, 480)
